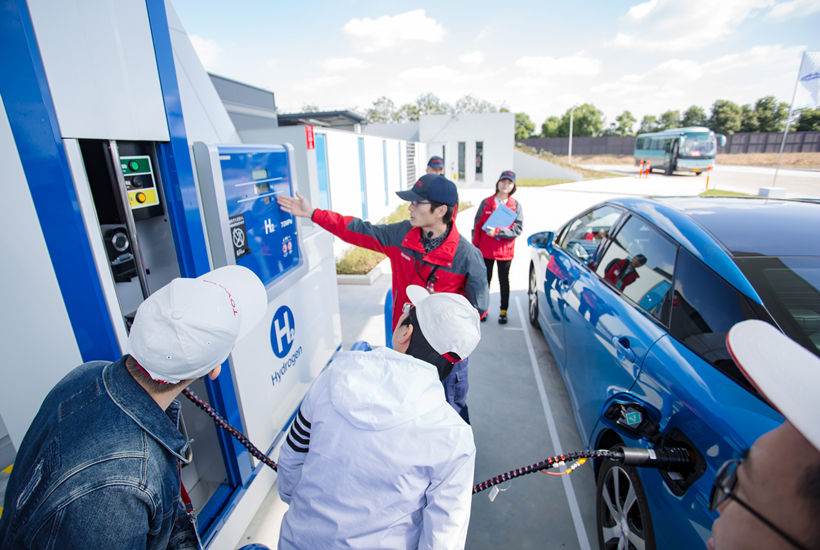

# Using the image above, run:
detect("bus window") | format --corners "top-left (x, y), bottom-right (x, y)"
top-left (680, 134), bottom-right (716, 158)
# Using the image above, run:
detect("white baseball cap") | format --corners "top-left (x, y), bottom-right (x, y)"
top-left (406, 285), bottom-right (481, 362)
top-left (126, 265), bottom-right (266, 383)
top-left (726, 319), bottom-right (820, 452)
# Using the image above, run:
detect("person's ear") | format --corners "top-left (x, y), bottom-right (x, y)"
top-left (433, 204), bottom-right (447, 220)
top-left (208, 365), bottom-right (222, 380)
top-left (396, 323), bottom-right (413, 348)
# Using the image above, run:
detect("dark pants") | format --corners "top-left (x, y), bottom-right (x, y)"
top-left (484, 258), bottom-right (512, 311)
top-left (442, 358), bottom-right (470, 424)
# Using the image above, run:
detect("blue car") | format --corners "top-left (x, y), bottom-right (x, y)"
top-left (526, 196), bottom-right (820, 549)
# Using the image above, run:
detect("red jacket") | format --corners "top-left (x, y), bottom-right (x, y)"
top-left (311, 209), bottom-right (489, 328)
top-left (472, 196), bottom-right (524, 261)
top-left (604, 258), bottom-right (639, 290)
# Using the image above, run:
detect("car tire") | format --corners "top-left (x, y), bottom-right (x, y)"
top-left (596, 449), bottom-right (657, 550)
top-left (528, 264), bottom-right (540, 328)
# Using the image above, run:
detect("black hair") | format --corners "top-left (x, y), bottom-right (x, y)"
top-left (428, 200), bottom-right (455, 225)
top-left (399, 308), bottom-right (454, 380)
top-left (496, 178), bottom-right (517, 195)
top-left (125, 355), bottom-right (188, 393)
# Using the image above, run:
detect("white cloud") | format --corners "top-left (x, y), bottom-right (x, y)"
top-left (320, 57), bottom-right (367, 71)
top-left (476, 28), bottom-right (491, 41)
top-left (515, 54), bottom-right (602, 77)
top-left (765, 0), bottom-right (820, 19)
top-left (625, 0), bottom-right (660, 21)
top-left (189, 34), bottom-right (222, 69)
top-left (343, 9), bottom-right (445, 52)
top-left (459, 51), bottom-right (485, 65)
top-left (292, 75), bottom-right (347, 93)
top-left (611, 0), bottom-right (774, 51)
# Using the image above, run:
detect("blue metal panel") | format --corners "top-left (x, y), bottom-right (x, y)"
top-left (0, 0), bottom-right (120, 362)
top-left (358, 137), bottom-right (368, 219)
top-left (144, 0), bottom-right (252, 529)
top-left (382, 140), bottom-right (388, 206)
top-left (315, 133), bottom-right (331, 209)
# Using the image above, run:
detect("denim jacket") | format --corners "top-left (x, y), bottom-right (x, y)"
top-left (0, 357), bottom-right (200, 549)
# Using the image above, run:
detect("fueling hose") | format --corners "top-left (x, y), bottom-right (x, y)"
top-left (182, 389), bottom-right (693, 495)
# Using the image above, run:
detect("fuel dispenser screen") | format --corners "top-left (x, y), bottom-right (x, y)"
top-left (211, 146), bottom-right (301, 287)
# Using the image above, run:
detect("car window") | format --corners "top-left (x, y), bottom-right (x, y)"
top-left (596, 215), bottom-right (677, 321)
top-left (557, 206), bottom-right (623, 264)
top-left (670, 248), bottom-right (769, 390)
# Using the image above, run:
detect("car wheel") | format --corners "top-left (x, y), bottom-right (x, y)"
top-left (596, 450), bottom-right (656, 550)
top-left (528, 264), bottom-right (539, 327)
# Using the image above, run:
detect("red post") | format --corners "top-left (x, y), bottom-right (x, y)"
top-left (645, 161), bottom-right (651, 177)
top-left (638, 160), bottom-right (644, 178)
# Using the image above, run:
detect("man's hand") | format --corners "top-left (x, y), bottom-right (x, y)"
top-left (277, 191), bottom-right (315, 218)
top-left (484, 227), bottom-right (498, 238)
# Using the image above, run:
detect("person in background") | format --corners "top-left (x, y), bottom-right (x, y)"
top-left (426, 155), bottom-right (444, 175)
top-left (0, 266), bottom-right (267, 550)
top-left (472, 170), bottom-right (524, 324)
top-left (277, 286), bottom-right (480, 550)
top-left (603, 254), bottom-right (646, 291)
top-left (708, 320), bottom-right (820, 550)
top-left (278, 175), bottom-right (487, 423)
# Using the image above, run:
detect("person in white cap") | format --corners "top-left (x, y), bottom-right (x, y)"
top-left (0, 266), bottom-right (266, 550)
top-left (708, 320), bottom-right (820, 550)
top-left (277, 286), bottom-right (481, 550)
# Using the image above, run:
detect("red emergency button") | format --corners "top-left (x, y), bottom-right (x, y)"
top-left (136, 192), bottom-right (146, 203)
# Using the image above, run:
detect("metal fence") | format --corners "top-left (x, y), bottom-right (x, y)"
top-left (518, 131), bottom-right (820, 156)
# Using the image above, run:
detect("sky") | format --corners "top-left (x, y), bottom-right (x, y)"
top-left (171, 0), bottom-right (820, 128)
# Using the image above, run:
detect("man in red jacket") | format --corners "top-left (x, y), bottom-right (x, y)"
top-left (277, 174), bottom-right (488, 423)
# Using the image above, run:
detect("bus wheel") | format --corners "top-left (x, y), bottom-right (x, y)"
top-left (695, 170), bottom-right (702, 176)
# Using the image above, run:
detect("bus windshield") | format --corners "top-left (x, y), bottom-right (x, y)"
top-left (680, 133), bottom-right (716, 158)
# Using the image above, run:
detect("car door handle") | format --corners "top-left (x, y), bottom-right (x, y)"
top-left (612, 336), bottom-right (636, 363)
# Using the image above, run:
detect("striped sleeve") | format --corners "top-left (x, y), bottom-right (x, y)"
top-left (286, 409), bottom-right (312, 453)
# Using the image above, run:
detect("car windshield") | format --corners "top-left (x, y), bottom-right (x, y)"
top-left (680, 133), bottom-right (716, 158)
top-left (736, 256), bottom-right (820, 357)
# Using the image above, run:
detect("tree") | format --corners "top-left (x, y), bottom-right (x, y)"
top-left (413, 93), bottom-right (451, 118)
top-left (613, 110), bottom-right (637, 136)
top-left (657, 109), bottom-right (681, 130)
top-left (754, 96), bottom-right (790, 132)
top-left (454, 95), bottom-right (498, 114)
top-left (365, 96), bottom-right (398, 123)
top-left (396, 103), bottom-right (420, 122)
top-left (639, 115), bottom-right (659, 134)
top-left (797, 108), bottom-right (820, 131)
top-left (740, 104), bottom-right (758, 132)
top-left (515, 112), bottom-right (535, 139)
top-left (301, 104), bottom-right (321, 113)
top-left (541, 116), bottom-right (561, 137)
top-left (558, 103), bottom-right (604, 137)
top-left (681, 105), bottom-right (708, 127)
top-left (709, 100), bottom-right (742, 135)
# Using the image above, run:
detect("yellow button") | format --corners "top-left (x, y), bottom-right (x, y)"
top-left (136, 192), bottom-right (146, 203)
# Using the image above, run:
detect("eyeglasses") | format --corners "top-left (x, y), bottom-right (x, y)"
top-left (402, 302), bottom-right (415, 315)
top-left (710, 456), bottom-right (808, 550)
top-left (410, 200), bottom-right (431, 207)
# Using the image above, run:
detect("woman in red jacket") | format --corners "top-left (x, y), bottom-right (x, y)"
top-left (472, 170), bottom-right (524, 324)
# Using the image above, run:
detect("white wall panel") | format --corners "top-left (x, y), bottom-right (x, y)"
top-left (27, 0), bottom-right (169, 140)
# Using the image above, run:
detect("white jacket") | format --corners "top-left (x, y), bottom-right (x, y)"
top-left (277, 347), bottom-right (476, 550)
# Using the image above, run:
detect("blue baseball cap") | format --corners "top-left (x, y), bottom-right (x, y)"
top-left (396, 174), bottom-right (458, 206)
top-left (427, 156), bottom-right (444, 169)
top-left (498, 170), bottom-right (516, 183)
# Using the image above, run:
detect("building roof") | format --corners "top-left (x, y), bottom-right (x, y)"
top-left (277, 110), bottom-right (367, 128)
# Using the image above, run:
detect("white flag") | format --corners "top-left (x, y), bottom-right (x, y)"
top-left (797, 51), bottom-right (820, 107)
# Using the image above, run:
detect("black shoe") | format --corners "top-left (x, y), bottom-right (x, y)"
top-left (498, 311), bottom-right (508, 324)
top-left (481, 315), bottom-right (487, 323)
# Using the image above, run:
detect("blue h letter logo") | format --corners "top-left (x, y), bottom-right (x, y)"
top-left (270, 305), bottom-right (295, 358)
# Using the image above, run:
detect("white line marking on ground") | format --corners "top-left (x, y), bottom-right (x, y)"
top-left (514, 296), bottom-right (591, 550)
top-left (503, 327), bottom-right (524, 331)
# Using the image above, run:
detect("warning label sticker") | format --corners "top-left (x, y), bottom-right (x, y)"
top-left (230, 215), bottom-right (250, 259)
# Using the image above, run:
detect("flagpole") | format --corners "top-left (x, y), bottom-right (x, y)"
top-left (773, 51), bottom-right (805, 187)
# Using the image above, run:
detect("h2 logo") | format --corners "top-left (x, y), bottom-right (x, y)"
top-left (270, 305), bottom-right (295, 358)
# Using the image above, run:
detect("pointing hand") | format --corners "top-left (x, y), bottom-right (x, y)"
top-left (277, 191), bottom-right (315, 218)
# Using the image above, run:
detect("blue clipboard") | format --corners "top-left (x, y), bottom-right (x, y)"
top-left (482, 202), bottom-right (516, 231)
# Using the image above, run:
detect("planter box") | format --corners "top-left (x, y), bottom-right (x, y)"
top-left (337, 257), bottom-right (391, 285)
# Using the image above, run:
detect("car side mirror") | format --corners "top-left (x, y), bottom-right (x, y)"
top-left (527, 231), bottom-right (554, 249)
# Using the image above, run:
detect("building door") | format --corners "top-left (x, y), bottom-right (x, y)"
top-left (475, 141), bottom-right (484, 181)
top-left (458, 141), bottom-right (466, 180)
top-left (315, 133), bottom-right (331, 209)
top-left (358, 137), bottom-right (368, 219)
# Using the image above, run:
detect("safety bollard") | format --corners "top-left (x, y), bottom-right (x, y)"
top-left (638, 160), bottom-right (644, 178)
top-left (705, 165), bottom-right (712, 191)
top-left (645, 161), bottom-right (651, 177)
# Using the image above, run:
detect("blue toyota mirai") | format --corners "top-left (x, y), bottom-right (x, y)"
top-left (526, 196), bottom-right (820, 550)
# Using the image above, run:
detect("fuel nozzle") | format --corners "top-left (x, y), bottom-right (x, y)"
top-left (609, 445), bottom-right (693, 472)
